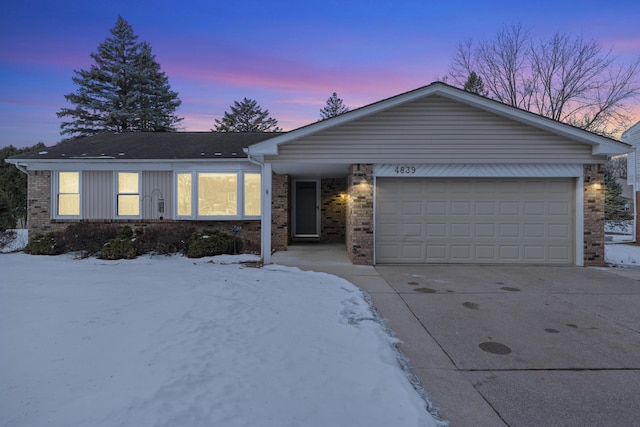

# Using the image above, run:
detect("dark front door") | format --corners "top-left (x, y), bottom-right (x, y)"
top-left (294, 180), bottom-right (319, 237)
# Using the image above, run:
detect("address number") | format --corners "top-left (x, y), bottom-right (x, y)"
top-left (395, 165), bottom-right (416, 174)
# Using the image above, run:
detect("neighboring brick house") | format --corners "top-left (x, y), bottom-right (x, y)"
top-left (7, 82), bottom-right (630, 266)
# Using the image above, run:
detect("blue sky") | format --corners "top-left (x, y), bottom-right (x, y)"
top-left (1, 0), bottom-right (639, 148)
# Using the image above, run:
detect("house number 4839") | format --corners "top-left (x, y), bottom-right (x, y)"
top-left (395, 165), bottom-right (416, 174)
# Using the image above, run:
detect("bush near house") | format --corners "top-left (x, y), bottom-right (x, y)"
top-left (24, 232), bottom-right (66, 255)
top-left (100, 226), bottom-right (138, 260)
top-left (23, 223), bottom-right (239, 259)
top-left (186, 230), bottom-right (240, 258)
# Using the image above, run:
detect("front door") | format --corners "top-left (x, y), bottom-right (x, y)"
top-left (293, 180), bottom-right (320, 238)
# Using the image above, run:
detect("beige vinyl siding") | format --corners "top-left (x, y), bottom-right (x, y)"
top-left (267, 95), bottom-right (596, 164)
top-left (142, 171), bottom-right (172, 219)
top-left (82, 171), bottom-right (113, 218)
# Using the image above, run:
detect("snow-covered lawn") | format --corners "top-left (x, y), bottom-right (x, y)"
top-left (2, 224), bottom-right (639, 427)
top-left (0, 252), bottom-right (442, 427)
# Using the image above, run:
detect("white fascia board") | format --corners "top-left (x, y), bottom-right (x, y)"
top-left (6, 158), bottom-right (255, 171)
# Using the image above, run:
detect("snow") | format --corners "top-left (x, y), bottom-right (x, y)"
top-left (0, 229), bottom-right (28, 253)
top-left (0, 251), bottom-right (442, 427)
top-left (2, 223), bottom-right (640, 427)
top-left (604, 220), bottom-right (640, 267)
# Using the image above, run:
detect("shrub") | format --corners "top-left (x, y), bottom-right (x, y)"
top-left (0, 188), bottom-right (16, 231)
top-left (59, 223), bottom-right (120, 257)
top-left (99, 226), bottom-right (138, 260)
top-left (186, 230), bottom-right (238, 258)
top-left (135, 223), bottom-right (196, 255)
top-left (24, 232), bottom-right (65, 255)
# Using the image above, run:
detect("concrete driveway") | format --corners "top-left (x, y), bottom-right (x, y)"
top-left (272, 245), bottom-right (640, 426)
top-left (375, 264), bottom-right (640, 427)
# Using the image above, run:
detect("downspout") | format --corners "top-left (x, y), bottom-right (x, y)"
top-left (245, 150), bottom-right (272, 264)
top-left (634, 145), bottom-right (638, 243)
top-left (13, 162), bottom-right (28, 175)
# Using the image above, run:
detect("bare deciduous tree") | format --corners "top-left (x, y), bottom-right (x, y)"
top-left (448, 24), bottom-right (640, 137)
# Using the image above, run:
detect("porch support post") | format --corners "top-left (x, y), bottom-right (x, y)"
top-left (262, 162), bottom-right (272, 264)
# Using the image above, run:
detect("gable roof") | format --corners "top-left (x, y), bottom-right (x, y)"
top-left (622, 121), bottom-right (640, 146)
top-left (247, 82), bottom-right (630, 158)
top-left (9, 132), bottom-right (283, 161)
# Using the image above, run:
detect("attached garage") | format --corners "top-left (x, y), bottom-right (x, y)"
top-left (375, 177), bottom-right (575, 264)
top-left (245, 82), bottom-right (630, 266)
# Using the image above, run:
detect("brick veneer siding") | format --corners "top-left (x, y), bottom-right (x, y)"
top-left (583, 164), bottom-right (606, 266)
top-left (27, 170), bottom-right (69, 235)
top-left (271, 173), bottom-right (289, 251)
top-left (320, 178), bottom-right (347, 243)
top-left (346, 164), bottom-right (374, 264)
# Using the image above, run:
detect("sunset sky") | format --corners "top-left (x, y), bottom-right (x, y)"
top-left (1, 0), bottom-right (639, 148)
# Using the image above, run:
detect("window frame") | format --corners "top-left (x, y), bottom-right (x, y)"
top-left (115, 171), bottom-right (141, 218)
top-left (174, 170), bottom-right (262, 220)
top-left (54, 171), bottom-right (82, 218)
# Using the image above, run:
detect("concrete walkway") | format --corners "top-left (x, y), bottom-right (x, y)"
top-left (272, 244), bottom-right (640, 427)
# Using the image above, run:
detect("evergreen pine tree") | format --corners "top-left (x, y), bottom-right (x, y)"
top-left (0, 143), bottom-right (45, 226)
top-left (320, 92), bottom-right (349, 119)
top-left (57, 16), bottom-right (182, 137)
top-left (212, 98), bottom-right (281, 132)
top-left (604, 163), bottom-right (632, 220)
top-left (0, 188), bottom-right (15, 231)
top-left (463, 72), bottom-right (488, 96)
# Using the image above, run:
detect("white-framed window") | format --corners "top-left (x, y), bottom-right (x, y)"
top-left (175, 171), bottom-right (261, 219)
top-left (116, 172), bottom-right (140, 217)
top-left (57, 171), bottom-right (81, 217)
top-left (244, 172), bottom-right (261, 217)
top-left (177, 172), bottom-right (193, 217)
top-left (198, 172), bottom-right (238, 216)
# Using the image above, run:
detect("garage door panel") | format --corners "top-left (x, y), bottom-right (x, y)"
top-left (451, 223), bottom-right (471, 237)
top-left (402, 244), bottom-right (423, 260)
top-left (499, 245), bottom-right (521, 259)
top-left (476, 246), bottom-right (496, 260)
top-left (451, 245), bottom-right (472, 260)
top-left (375, 178), bottom-right (574, 264)
top-left (476, 201), bottom-right (496, 215)
top-left (426, 245), bottom-right (447, 261)
top-left (426, 223), bottom-right (446, 237)
top-left (549, 201), bottom-right (570, 215)
top-left (499, 201), bottom-right (520, 215)
top-left (377, 222), bottom-right (399, 238)
top-left (524, 223), bottom-right (545, 238)
top-left (524, 201), bottom-right (545, 215)
top-left (499, 223), bottom-right (520, 238)
top-left (402, 223), bottom-right (423, 238)
top-left (402, 201), bottom-right (423, 215)
top-left (427, 201), bottom-right (447, 214)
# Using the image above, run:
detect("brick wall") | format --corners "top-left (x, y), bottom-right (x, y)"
top-left (346, 164), bottom-right (373, 264)
top-left (271, 173), bottom-right (289, 251)
top-left (583, 164), bottom-right (606, 266)
top-left (27, 170), bottom-right (67, 235)
top-left (320, 178), bottom-right (346, 243)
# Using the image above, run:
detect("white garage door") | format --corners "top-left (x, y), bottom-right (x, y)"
top-left (375, 178), bottom-right (575, 264)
